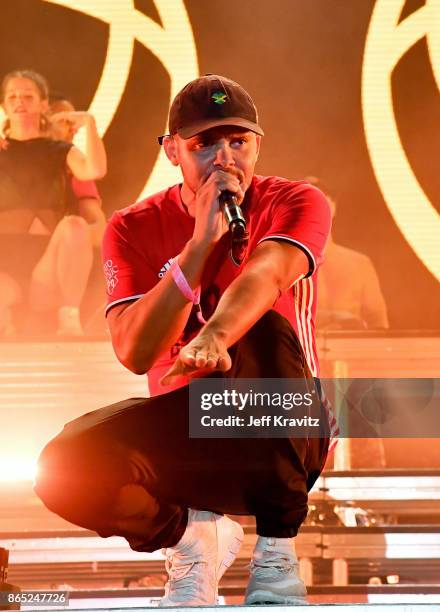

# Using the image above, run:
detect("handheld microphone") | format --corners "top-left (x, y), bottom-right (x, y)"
top-left (219, 190), bottom-right (249, 265)
top-left (219, 190), bottom-right (246, 233)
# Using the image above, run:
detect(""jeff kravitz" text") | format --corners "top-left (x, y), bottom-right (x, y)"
top-left (201, 415), bottom-right (320, 427)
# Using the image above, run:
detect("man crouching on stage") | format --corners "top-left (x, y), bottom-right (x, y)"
top-left (35, 74), bottom-right (332, 606)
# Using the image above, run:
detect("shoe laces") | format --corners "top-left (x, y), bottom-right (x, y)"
top-left (249, 549), bottom-right (298, 579)
top-left (163, 547), bottom-right (207, 600)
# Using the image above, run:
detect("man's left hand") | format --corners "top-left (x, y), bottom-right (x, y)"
top-left (160, 329), bottom-right (232, 386)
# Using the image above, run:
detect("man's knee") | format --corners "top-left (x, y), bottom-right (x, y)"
top-left (230, 311), bottom-right (308, 377)
top-left (34, 427), bottom-right (135, 529)
top-left (34, 432), bottom-right (101, 525)
top-left (34, 436), bottom-right (80, 517)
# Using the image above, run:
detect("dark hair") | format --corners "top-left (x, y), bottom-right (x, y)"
top-left (1, 69), bottom-right (49, 136)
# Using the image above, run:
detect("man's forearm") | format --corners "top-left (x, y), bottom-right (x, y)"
top-left (109, 239), bottom-right (211, 374)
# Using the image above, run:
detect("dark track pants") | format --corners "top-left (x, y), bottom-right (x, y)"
top-left (34, 311), bottom-right (329, 552)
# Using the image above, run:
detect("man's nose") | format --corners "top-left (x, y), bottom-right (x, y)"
top-left (213, 143), bottom-right (235, 167)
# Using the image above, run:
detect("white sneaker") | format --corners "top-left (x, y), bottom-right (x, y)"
top-left (245, 536), bottom-right (307, 605)
top-left (159, 509), bottom-right (243, 607)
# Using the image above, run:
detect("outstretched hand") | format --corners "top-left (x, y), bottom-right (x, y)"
top-left (0, 137), bottom-right (8, 151)
top-left (160, 329), bottom-right (232, 386)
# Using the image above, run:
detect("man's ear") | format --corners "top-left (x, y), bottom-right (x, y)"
top-left (255, 134), bottom-right (262, 160)
top-left (163, 136), bottom-right (179, 166)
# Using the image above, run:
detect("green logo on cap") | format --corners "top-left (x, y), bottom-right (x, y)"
top-left (212, 92), bottom-right (227, 104)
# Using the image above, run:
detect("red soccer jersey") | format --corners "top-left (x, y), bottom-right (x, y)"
top-left (103, 175), bottom-right (331, 394)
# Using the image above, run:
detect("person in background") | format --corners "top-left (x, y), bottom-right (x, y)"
top-left (47, 95), bottom-right (106, 249)
top-left (310, 177), bottom-right (387, 469)
top-left (310, 177), bottom-right (389, 331)
top-left (0, 70), bottom-right (106, 337)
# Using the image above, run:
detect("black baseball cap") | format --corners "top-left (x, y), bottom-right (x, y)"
top-left (158, 74), bottom-right (264, 144)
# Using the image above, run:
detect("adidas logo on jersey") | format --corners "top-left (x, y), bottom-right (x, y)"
top-left (158, 258), bottom-right (174, 278)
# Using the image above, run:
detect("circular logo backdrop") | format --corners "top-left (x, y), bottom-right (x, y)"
top-left (362, 0), bottom-right (440, 281)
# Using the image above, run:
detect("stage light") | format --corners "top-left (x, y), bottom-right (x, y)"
top-left (0, 458), bottom-right (37, 482)
top-left (386, 574), bottom-right (400, 584)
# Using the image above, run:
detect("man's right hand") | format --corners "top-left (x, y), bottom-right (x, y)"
top-left (192, 169), bottom-right (244, 249)
top-left (159, 325), bottom-right (232, 386)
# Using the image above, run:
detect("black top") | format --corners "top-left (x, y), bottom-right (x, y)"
top-left (0, 137), bottom-right (73, 213)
